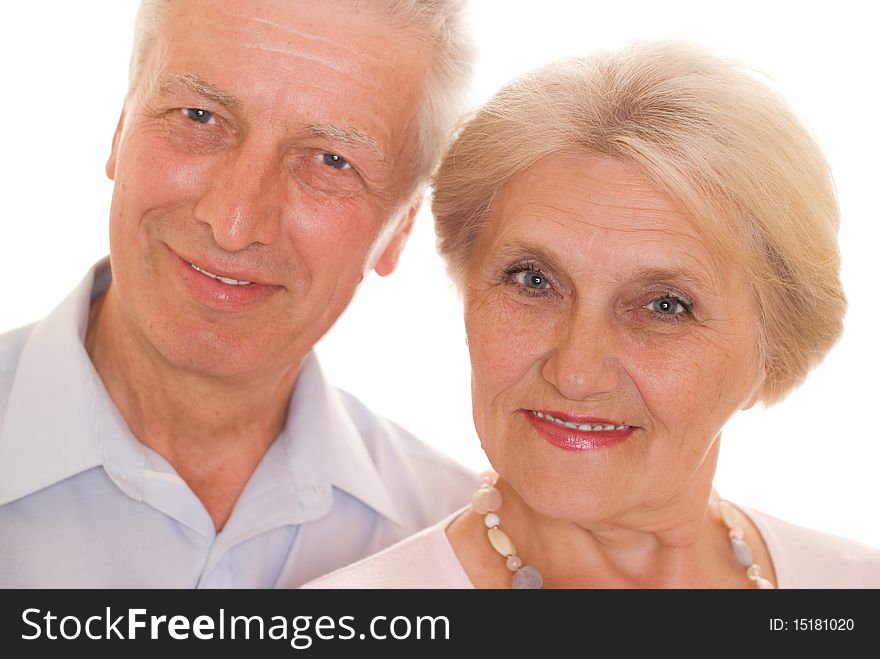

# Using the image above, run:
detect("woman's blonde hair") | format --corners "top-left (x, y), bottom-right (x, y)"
top-left (432, 41), bottom-right (845, 405)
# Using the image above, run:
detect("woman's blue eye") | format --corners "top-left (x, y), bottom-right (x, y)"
top-left (320, 153), bottom-right (351, 170)
top-left (648, 297), bottom-right (686, 315)
top-left (513, 270), bottom-right (549, 290)
top-left (183, 108), bottom-right (214, 124)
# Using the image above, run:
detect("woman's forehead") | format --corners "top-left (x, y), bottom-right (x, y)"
top-left (477, 154), bottom-right (737, 290)
top-left (490, 156), bottom-right (705, 250)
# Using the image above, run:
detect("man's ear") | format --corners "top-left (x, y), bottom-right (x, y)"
top-left (105, 109), bottom-right (126, 181)
top-left (374, 199), bottom-right (421, 277)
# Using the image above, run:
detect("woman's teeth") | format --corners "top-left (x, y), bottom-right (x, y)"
top-left (532, 410), bottom-right (628, 431)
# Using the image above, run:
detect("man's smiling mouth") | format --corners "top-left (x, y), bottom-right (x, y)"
top-left (188, 262), bottom-right (253, 286)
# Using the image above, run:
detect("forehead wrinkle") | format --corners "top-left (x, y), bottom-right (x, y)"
top-left (502, 198), bottom-right (699, 250)
top-left (241, 41), bottom-right (411, 99)
top-left (247, 15), bottom-right (365, 56)
top-left (238, 17), bottom-right (400, 82)
top-left (242, 41), bottom-right (356, 75)
top-left (503, 173), bottom-right (694, 230)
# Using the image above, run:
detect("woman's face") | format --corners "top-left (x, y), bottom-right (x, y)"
top-left (463, 154), bottom-right (765, 525)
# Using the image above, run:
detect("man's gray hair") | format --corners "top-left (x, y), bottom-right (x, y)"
top-left (128, 0), bottom-right (475, 190)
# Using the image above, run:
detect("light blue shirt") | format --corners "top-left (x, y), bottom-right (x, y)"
top-left (0, 260), bottom-right (477, 587)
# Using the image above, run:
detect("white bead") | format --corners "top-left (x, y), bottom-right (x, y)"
top-left (728, 526), bottom-right (744, 541)
top-left (480, 471), bottom-right (495, 486)
top-left (484, 513), bottom-right (500, 528)
top-left (488, 527), bottom-right (517, 557)
top-left (472, 486), bottom-right (503, 514)
top-left (505, 555), bottom-right (522, 571)
top-left (746, 563), bottom-right (761, 580)
top-left (719, 500), bottom-right (739, 528)
top-left (756, 576), bottom-right (775, 589)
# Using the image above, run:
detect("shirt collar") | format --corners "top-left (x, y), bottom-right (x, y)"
top-left (279, 352), bottom-right (404, 526)
top-left (0, 259), bottom-right (404, 526)
top-left (0, 259), bottom-right (110, 505)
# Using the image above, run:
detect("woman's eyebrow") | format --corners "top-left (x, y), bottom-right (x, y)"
top-left (628, 266), bottom-right (716, 292)
top-left (490, 240), bottom-right (560, 266)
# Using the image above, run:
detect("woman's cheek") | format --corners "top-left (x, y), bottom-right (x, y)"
top-left (624, 338), bottom-right (729, 453)
top-left (469, 304), bottom-right (548, 396)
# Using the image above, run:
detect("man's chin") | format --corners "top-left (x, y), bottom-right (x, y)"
top-left (148, 326), bottom-right (290, 383)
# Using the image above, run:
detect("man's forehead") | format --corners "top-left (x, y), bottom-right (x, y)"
top-left (160, 0), bottom-right (387, 42)
top-left (150, 0), bottom-right (421, 86)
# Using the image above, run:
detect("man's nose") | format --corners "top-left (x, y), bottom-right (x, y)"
top-left (193, 140), bottom-right (283, 251)
top-left (541, 307), bottom-right (622, 401)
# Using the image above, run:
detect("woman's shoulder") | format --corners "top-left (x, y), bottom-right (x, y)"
top-left (300, 507), bottom-right (475, 589)
top-left (743, 507), bottom-right (880, 588)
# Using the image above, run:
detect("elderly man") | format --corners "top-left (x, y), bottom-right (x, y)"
top-left (0, 0), bottom-right (476, 587)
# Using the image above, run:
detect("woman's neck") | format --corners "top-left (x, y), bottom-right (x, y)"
top-left (448, 479), bottom-right (773, 588)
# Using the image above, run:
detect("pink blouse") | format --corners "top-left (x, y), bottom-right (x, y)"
top-left (301, 506), bottom-right (880, 589)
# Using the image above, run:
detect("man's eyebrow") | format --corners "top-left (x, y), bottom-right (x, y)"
top-left (304, 124), bottom-right (385, 162)
top-left (158, 73), bottom-right (241, 111)
top-left (155, 76), bottom-right (384, 161)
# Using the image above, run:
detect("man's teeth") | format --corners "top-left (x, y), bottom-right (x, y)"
top-left (189, 263), bottom-right (253, 286)
top-left (532, 410), bottom-right (628, 431)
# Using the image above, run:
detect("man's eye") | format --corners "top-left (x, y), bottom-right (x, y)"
top-left (182, 108), bottom-right (215, 125)
top-left (513, 270), bottom-right (549, 290)
top-left (319, 153), bottom-right (351, 170)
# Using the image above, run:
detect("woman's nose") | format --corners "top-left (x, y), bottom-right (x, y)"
top-left (541, 310), bottom-right (621, 401)
top-left (193, 140), bottom-right (284, 252)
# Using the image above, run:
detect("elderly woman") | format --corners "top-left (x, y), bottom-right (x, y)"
top-left (303, 42), bottom-right (880, 588)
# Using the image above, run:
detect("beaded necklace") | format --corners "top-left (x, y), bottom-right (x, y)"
top-left (472, 472), bottom-right (776, 589)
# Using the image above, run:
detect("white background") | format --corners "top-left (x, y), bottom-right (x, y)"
top-left (1, 1), bottom-right (877, 549)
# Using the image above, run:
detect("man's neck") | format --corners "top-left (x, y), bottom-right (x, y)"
top-left (85, 288), bottom-right (303, 531)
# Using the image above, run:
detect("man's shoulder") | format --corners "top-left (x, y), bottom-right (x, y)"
top-left (334, 386), bottom-right (475, 476)
top-left (0, 322), bottom-right (36, 374)
top-left (0, 322), bottom-right (37, 420)
top-left (332, 386), bottom-right (479, 513)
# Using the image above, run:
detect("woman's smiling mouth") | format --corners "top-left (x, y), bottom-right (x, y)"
top-left (524, 409), bottom-right (636, 451)
top-left (529, 410), bottom-right (631, 431)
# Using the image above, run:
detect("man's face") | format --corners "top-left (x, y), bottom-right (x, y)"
top-left (104, 0), bottom-right (428, 378)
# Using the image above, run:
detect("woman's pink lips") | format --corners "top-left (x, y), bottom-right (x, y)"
top-left (524, 410), bottom-right (635, 451)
